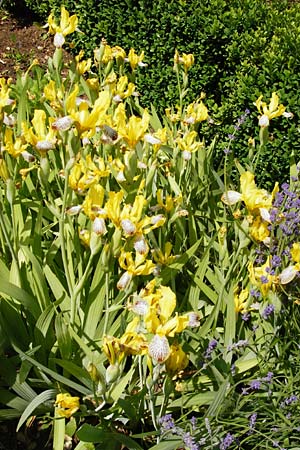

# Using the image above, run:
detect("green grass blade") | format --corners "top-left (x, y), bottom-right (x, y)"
top-left (16, 389), bottom-right (56, 431)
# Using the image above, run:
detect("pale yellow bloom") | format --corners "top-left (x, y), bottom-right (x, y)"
top-left (249, 216), bottom-right (270, 242)
top-left (165, 343), bottom-right (189, 375)
top-left (234, 287), bottom-right (249, 313)
top-left (103, 331), bottom-right (148, 365)
top-left (240, 172), bottom-right (278, 212)
top-left (184, 100), bottom-right (208, 124)
top-left (78, 229), bottom-right (90, 247)
top-left (4, 128), bottom-right (28, 158)
top-left (68, 154), bottom-right (110, 192)
top-left (176, 130), bottom-right (204, 160)
top-left (0, 77), bottom-right (14, 113)
top-left (152, 242), bottom-right (177, 266)
top-left (248, 257), bottom-right (276, 297)
top-left (255, 92), bottom-right (285, 127)
top-left (174, 49), bottom-right (194, 71)
top-left (291, 243), bottom-right (300, 263)
top-left (278, 243), bottom-right (300, 284)
top-left (156, 190), bottom-right (175, 212)
top-left (110, 75), bottom-right (135, 103)
top-left (82, 184), bottom-right (106, 220)
top-left (75, 50), bottom-right (92, 75)
top-left (47, 6), bottom-right (78, 48)
top-left (118, 251), bottom-right (155, 277)
top-left (67, 89), bottom-right (111, 137)
top-left (222, 171), bottom-right (278, 215)
top-left (43, 80), bottom-right (64, 111)
top-left (22, 110), bottom-right (57, 154)
top-left (0, 158), bottom-right (10, 181)
top-left (117, 251), bottom-right (155, 289)
top-left (105, 192), bottom-right (165, 236)
top-left (127, 48), bottom-right (146, 70)
top-left (55, 393), bottom-right (80, 418)
top-left (114, 103), bottom-right (149, 148)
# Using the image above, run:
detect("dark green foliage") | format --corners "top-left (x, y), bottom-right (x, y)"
top-left (4, 0), bottom-right (300, 186)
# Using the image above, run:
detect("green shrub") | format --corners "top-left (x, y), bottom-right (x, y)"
top-left (3, 0), bottom-right (300, 186)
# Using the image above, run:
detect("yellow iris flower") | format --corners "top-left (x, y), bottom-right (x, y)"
top-left (255, 92), bottom-right (285, 127)
top-left (66, 86), bottom-right (111, 138)
top-left (174, 49), bottom-right (194, 71)
top-left (0, 77), bottom-right (13, 115)
top-left (68, 154), bottom-right (110, 193)
top-left (240, 172), bottom-right (278, 212)
top-left (22, 110), bottom-right (57, 154)
top-left (278, 243), bottom-right (300, 285)
top-left (55, 393), bottom-right (80, 418)
top-left (234, 287), bottom-right (249, 313)
top-left (222, 171), bottom-right (278, 214)
top-left (4, 128), bottom-right (28, 158)
top-left (103, 330), bottom-right (148, 365)
top-left (47, 6), bottom-right (78, 48)
top-left (127, 48), bottom-right (146, 70)
top-left (82, 184), bottom-right (106, 220)
top-left (114, 103), bottom-right (149, 148)
top-left (152, 242), bottom-right (177, 266)
top-left (105, 192), bottom-right (165, 237)
top-left (110, 75), bottom-right (135, 103)
top-left (176, 130), bottom-right (204, 160)
top-left (291, 243), bottom-right (300, 263)
top-left (0, 158), bottom-right (10, 181)
top-left (75, 50), bottom-right (92, 75)
top-left (248, 256), bottom-right (276, 297)
top-left (184, 100), bottom-right (208, 124)
top-left (117, 250), bottom-right (155, 290)
top-left (165, 343), bottom-right (189, 375)
top-left (249, 216), bottom-right (270, 243)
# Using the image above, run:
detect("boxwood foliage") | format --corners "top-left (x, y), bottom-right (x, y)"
top-left (4, 0), bottom-right (300, 186)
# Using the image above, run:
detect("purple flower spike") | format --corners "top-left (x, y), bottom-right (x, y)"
top-left (220, 432), bottom-right (235, 450)
top-left (262, 304), bottom-right (275, 320)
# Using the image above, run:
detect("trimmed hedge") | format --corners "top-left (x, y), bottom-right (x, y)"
top-left (3, 0), bottom-right (300, 186)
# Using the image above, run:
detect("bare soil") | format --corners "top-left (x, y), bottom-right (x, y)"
top-left (0, 7), bottom-right (71, 80)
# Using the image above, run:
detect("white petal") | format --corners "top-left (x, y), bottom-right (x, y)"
top-left (93, 217), bottom-right (107, 235)
top-left (182, 150), bottom-right (192, 161)
top-left (131, 297), bottom-right (149, 316)
top-left (66, 205), bottom-right (82, 215)
top-left (52, 116), bottom-right (73, 131)
top-left (36, 140), bottom-right (55, 151)
top-left (54, 33), bottom-right (65, 48)
top-left (148, 335), bottom-right (170, 364)
top-left (117, 271), bottom-right (132, 290)
top-left (21, 151), bottom-right (35, 162)
top-left (144, 134), bottom-right (161, 145)
top-left (259, 207), bottom-right (271, 223)
top-left (116, 171), bottom-right (126, 182)
top-left (279, 266), bottom-right (297, 285)
top-left (221, 191), bottom-right (242, 205)
top-left (283, 111), bottom-right (293, 119)
top-left (134, 235), bottom-right (148, 254)
top-left (259, 114), bottom-right (269, 127)
top-left (121, 219), bottom-right (136, 236)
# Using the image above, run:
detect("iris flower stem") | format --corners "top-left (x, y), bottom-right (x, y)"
top-left (176, 68), bottom-right (183, 117)
top-left (148, 386), bottom-right (159, 436)
top-left (103, 272), bottom-right (110, 336)
top-left (71, 252), bottom-right (94, 324)
top-left (0, 206), bottom-right (21, 285)
top-left (59, 168), bottom-right (74, 317)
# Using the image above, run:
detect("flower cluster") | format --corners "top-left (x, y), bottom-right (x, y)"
top-left (103, 280), bottom-right (200, 377)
